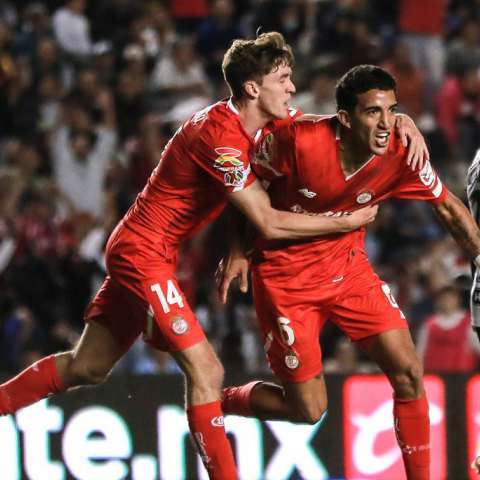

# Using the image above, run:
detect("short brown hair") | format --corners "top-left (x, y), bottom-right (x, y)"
top-left (222, 31), bottom-right (294, 100)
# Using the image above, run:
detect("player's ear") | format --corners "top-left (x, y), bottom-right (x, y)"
top-left (337, 110), bottom-right (351, 129)
top-left (244, 81), bottom-right (259, 98)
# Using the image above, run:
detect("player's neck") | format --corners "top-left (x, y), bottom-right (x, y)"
top-left (339, 145), bottom-right (373, 176)
top-left (233, 98), bottom-right (271, 137)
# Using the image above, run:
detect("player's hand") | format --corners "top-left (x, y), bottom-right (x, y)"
top-left (344, 205), bottom-right (379, 231)
top-left (395, 114), bottom-right (429, 171)
top-left (215, 255), bottom-right (249, 304)
top-left (472, 454), bottom-right (480, 474)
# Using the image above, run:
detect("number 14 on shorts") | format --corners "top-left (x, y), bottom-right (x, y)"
top-left (151, 280), bottom-right (184, 313)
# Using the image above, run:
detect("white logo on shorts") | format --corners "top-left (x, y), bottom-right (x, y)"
top-left (285, 351), bottom-right (299, 369)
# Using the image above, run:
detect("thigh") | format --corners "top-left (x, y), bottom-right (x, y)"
top-left (331, 271), bottom-right (408, 341)
top-left (97, 227), bottom-right (206, 353)
top-left (73, 320), bottom-right (125, 369)
top-left (252, 276), bottom-right (329, 383)
top-left (54, 320), bottom-right (126, 386)
top-left (357, 328), bottom-right (419, 376)
top-left (357, 328), bottom-right (425, 398)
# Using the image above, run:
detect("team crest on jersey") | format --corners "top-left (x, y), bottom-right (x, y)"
top-left (253, 133), bottom-right (283, 177)
top-left (356, 189), bottom-right (375, 204)
top-left (171, 314), bottom-right (189, 335)
top-left (214, 147), bottom-right (244, 171)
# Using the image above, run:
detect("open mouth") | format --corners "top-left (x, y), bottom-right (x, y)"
top-left (375, 132), bottom-right (390, 148)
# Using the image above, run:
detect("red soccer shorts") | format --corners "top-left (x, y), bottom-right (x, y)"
top-left (84, 222), bottom-right (205, 352)
top-left (252, 247), bottom-right (408, 382)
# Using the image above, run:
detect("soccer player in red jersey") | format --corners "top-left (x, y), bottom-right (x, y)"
top-left (219, 65), bottom-right (480, 480)
top-left (0, 33), bottom-right (392, 480)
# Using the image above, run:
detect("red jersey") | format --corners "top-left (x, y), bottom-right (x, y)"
top-left (123, 98), bottom-right (299, 263)
top-left (250, 116), bottom-right (449, 285)
top-left (422, 312), bottom-right (478, 373)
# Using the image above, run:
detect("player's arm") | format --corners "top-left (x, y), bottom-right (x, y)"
top-left (434, 192), bottom-right (480, 342)
top-left (228, 178), bottom-right (378, 240)
top-left (216, 205), bottom-right (249, 303)
top-left (395, 114), bottom-right (428, 170)
top-left (217, 179), bottom-right (378, 302)
top-left (433, 191), bottom-right (480, 263)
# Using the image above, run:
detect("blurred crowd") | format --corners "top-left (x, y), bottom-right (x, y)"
top-left (0, 0), bottom-right (480, 378)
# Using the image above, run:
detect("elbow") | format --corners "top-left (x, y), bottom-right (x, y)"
top-left (257, 224), bottom-right (282, 241)
top-left (255, 215), bottom-right (285, 240)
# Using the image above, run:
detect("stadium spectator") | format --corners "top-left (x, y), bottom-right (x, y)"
top-left (417, 284), bottom-right (480, 373)
top-left (435, 67), bottom-right (480, 161)
top-left (50, 98), bottom-right (117, 219)
top-left (194, 0), bottom-right (245, 87)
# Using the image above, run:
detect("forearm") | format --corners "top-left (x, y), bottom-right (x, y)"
top-left (264, 210), bottom-right (355, 240)
top-left (229, 180), bottom-right (370, 241)
top-left (434, 193), bottom-right (480, 262)
top-left (225, 204), bottom-right (249, 255)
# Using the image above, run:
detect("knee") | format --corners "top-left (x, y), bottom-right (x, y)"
top-left (67, 354), bottom-right (112, 387)
top-left (204, 356), bottom-right (224, 390)
top-left (187, 353), bottom-right (225, 391)
top-left (289, 399), bottom-right (327, 425)
top-left (390, 356), bottom-right (424, 397)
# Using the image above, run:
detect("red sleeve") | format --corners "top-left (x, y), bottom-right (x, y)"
top-left (392, 159), bottom-right (449, 204)
top-left (192, 121), bottom-right (257, 193)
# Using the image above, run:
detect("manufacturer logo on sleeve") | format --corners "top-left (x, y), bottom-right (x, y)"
top-left (299, 188), bottom-right (317, 198)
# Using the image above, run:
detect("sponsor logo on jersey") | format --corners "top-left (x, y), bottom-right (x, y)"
top-left (285, 350), bottom-right (299, 369)
top-left (299, 188), bottom-right (317, 198)
top-left (356, 188), bottom-right (375, 204)
top-left (211, 416), bottom-right (225, 427)
top-left (291, 205), bottom-right (353, 217)
top-left (214, 147), bottom-right (244, 171)
top-left (171, 315), bottom-right (189, 335)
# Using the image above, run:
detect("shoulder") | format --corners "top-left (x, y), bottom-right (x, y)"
top-left (195, 101), bottom-right (249, 145)
top-left (185, 101), bottom-right (253, 164)
top-left (283, 114), bottom-right (337, 143)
